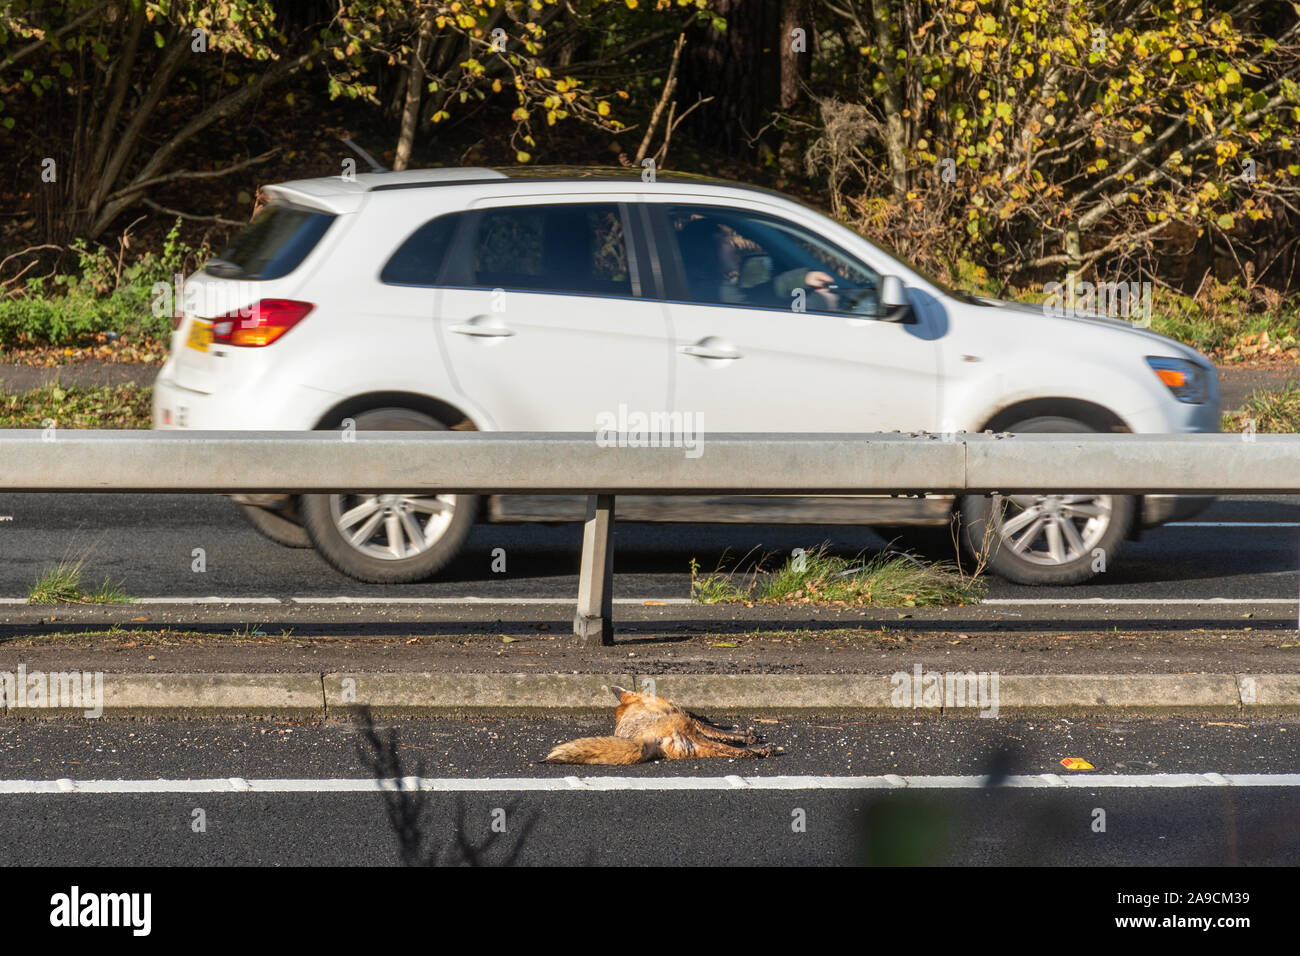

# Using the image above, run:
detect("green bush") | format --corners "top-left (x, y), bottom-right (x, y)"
top-left (0, 220), bottom-right (201, 348)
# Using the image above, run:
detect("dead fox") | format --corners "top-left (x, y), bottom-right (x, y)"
top-left (544, 685), bottom-right (775, 765)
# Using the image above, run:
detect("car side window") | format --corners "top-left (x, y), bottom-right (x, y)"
top-left (380, 212), bottom-right (464, 285)
top-left (663, 205), bottom-right (880, 316)
top-left (463, 203), bottom-right (634, 297)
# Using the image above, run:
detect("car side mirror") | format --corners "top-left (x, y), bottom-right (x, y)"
top-left (877, 275), bottom-right (911, 322)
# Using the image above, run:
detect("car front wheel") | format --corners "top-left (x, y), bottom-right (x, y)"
top-left (299, 408), bottom-right (477, 583)
top-left (958, 416), bottom-right (1134, 585)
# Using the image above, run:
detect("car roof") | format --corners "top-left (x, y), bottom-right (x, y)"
top-left (263, 165), bottom-right (791, 213)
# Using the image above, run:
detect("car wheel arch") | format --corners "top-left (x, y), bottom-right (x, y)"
top-left (977, 398), bottom-right (1131, 435)
top-left (974, 399), bottom-right (1143, 540)
top-left (313, 391), bottom-right (482, 432)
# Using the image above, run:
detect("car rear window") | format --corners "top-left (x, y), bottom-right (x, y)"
top-left (206, 204), bottom-right (335, 280)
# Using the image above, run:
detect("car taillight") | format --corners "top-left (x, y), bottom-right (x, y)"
top-left (172, 312), bottom-right (184, 331)
top-left (212, 299), bottom-right (313, 347)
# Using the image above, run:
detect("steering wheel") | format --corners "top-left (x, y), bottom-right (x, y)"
top-left (821, 282), bottom-right (878, 315)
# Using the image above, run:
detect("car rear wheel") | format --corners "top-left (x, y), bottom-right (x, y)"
top-left (299, 408), bottom-right (478, 583)
top-left (958, 416), bottom-right (1134, 585)
top-left (238, 497), bottom-right (312, 549)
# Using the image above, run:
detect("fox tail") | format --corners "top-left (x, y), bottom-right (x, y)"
top-left (543, 736), bottom-right (652, 765)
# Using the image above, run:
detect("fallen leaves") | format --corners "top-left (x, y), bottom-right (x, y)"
top-left (0, 383), bottom-right (153, 429)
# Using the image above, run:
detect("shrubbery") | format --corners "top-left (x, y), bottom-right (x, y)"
top-left (0, 221), bottom-right (203, 349)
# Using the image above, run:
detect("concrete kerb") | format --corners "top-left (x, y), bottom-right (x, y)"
top-left (991, 674), bottom-right (1241, 717)
top-left (645, 674), bottom-right (901, 713)
top-left (644, 674), bottom-right (1247, 717)
top-left (0, 671), bottom-right (1296, 719)
top-left (322, 672), bottom-right (637, 717)
top-left (0, 672), bottom-right (325, 718)
top-left (1238, 673), bottom-right (1300, 715)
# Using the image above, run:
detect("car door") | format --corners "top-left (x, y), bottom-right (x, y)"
top-left (435, 198), bottom-right (671, 431)
top-left (647, 201), bottom-right (940, 432)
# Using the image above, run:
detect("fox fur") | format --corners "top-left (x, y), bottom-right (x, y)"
top-left (544, 686), bottom-right (774, 765)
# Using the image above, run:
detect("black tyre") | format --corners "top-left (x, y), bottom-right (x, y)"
top-left (299, 408), bottom-right (478, 584)
top-left (238, 498), bottom-right (312, 549)
top-left (958, 416), bottom-right (1134, 585)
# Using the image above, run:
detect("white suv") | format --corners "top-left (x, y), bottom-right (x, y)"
top-left (152, 167), bottom-right (1220, 585)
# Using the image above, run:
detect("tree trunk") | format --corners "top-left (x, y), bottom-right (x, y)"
top-left (777, 0), bottom-right (811, 177)
top-left (868, 0), bottom-right (908, 202)
top-left (393, 16), bottom-right (433, 171)
top-left (674, 0), bottom-right (781, 156)
top-left (780, 0), bottom-right (810, 111)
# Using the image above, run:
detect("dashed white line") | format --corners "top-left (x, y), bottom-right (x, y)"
top-left (0, 773), bottom-right (1298, 794)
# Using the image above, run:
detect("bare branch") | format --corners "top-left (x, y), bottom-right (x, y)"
top-left (104, 150), bottom-right (280, 204)
top-left (635, 33), bottom-right (685, 165)
top-left (140, 198), bottom-right (246, 228)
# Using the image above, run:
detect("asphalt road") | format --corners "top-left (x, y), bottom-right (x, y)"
top-left (1, 715), bottom-right (1296, 865)
top-left (1, 492), bottom-right (1299, 605)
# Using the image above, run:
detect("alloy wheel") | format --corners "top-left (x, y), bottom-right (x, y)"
top-left (991, 493), bottom-right (1113, 566)
top-left (329, 493), bottom-right (458, 560)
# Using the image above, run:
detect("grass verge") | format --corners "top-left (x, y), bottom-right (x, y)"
top-left (690, 544), bottom-right (985, 608)
top-left (0, 383), bottom-right (152, 429)
top-left (0, 626), bottom-right (297, 647)
top-left (29, 557), bottom-right (129, 605)
top-left (1222, 383), bottom-right (1300, 433)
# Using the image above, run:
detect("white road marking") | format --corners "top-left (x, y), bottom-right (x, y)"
top-left (0, 773), bottom-right (1298, 794)
top-left (289, 596), bottom-right (692, 606)
top-left (0, 596), bottom-right (289, 605)
top-left (0, 595), bottom-right (1293, 608)
top-left (1167, 522), bottom-right (1300, 527)
top-left (983, 597), bottom-right (1297, 605)
top-left (131, 596), bottom-right (284, 604)
top-left (0, 598), bottom-right (696, 606)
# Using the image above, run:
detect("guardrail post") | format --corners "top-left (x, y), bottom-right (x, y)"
top-left (574, 494), bottom-right (615, 645)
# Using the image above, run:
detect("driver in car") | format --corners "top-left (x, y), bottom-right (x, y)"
top-left (677, 217), bottom-right (840, 312)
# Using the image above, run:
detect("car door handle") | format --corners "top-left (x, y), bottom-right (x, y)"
top-left (678, 344), bottom-right (742, 360)
top-left (449, 322), bottom-right (515, 338)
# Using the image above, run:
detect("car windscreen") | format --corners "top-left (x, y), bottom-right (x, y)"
top-left (205, 204), bottom-right (336, 280)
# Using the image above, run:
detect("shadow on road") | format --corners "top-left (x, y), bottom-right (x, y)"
top-left (855, 743), bottom-right (1300, 865)
top-left (352, 707), bottom-right (540, 866)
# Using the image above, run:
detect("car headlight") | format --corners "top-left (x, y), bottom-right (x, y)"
top-left (1145, 356), bottom-right (1209, 404)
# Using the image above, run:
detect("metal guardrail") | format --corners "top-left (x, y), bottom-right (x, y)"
top-left (0, 429), bottom-right (1289, 642)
